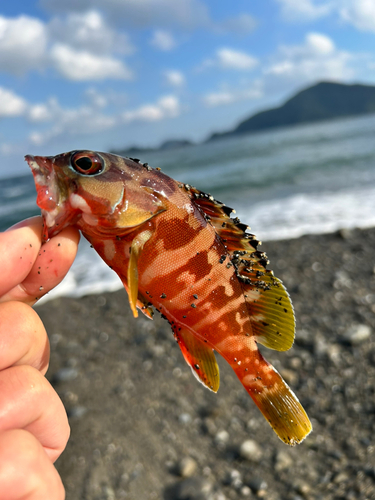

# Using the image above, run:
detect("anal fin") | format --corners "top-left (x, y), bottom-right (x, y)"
top-left (176, 330), bottom-right (220, 393)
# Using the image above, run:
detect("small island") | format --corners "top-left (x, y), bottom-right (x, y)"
top-left (208, 81), bottom-right (375, 141)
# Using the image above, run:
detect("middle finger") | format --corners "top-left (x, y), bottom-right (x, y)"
top-left (0, 301), bottom-right (50, 375)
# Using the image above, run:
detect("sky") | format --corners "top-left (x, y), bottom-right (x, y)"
top-left (1, 0), bottom-right (375, 177)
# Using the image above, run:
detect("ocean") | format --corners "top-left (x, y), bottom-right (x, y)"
top-left (2, 113), bottom-right (375, 302)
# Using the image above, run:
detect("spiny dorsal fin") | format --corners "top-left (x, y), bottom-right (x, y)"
top-left (188, 186), bottom-right (295, 352)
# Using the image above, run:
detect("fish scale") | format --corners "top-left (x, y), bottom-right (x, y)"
top-left (26, 150), bottom-right (312, 445)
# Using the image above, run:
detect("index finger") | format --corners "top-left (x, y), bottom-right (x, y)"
top-left (0, 217), bottom-right (80, 305)
top-left (0, 217), bottom-right (43, 297)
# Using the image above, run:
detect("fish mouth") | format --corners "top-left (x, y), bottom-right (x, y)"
top-left (26, 153), bottom-right (65, 240)
top-left (25, 154), bottom-right (54, 179)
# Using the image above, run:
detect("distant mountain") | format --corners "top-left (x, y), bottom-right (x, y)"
top-left (208, 81), bottom-right (375, 141)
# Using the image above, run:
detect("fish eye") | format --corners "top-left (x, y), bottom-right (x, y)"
top-left (71, 151), bottom-right (104, 175)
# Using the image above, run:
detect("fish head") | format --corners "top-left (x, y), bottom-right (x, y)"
top-left (26, 150), bottom-right (167, 241)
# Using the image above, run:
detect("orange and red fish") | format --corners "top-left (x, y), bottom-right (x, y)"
top-left (26, 150), bottom-right (312, 445)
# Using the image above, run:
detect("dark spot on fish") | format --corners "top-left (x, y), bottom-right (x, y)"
top-left (116, 235), bottom-right (121, 241)
top-left (193, 294), bottom-right (198, 299)
top-left (183, 315), bottom-right (187, 318)
top-left (191, 304), bottom-right (196, 308)
top-left (146, 291), bottom-right (149, 294)
top-left (194, 364), bottom-right (199, 370)
top-left (219, 255), bottom-right (226, 264)
top-left (129, 157), bottom-right (140, 163)
top-left (284, 308), bottom-right (288, 313)
top-left (160, 293), bottom-right (167, 299)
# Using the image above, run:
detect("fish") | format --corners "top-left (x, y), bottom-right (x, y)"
top-left (26, 150), bottom-right (312, 445)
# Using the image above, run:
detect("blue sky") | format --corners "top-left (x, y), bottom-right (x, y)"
top-left (1, 0), bottom-right (375, 177)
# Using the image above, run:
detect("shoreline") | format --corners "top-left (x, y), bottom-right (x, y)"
top-left (37, 226), bottom-right (375, 500)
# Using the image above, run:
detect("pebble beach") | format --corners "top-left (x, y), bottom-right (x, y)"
top-left (37, 226), bottom-right (375, 500)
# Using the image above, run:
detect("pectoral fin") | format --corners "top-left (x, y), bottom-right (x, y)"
top-left (127, 230), bottom-right (152, 318)
top-left (176, 329), bottom-right (220, 392)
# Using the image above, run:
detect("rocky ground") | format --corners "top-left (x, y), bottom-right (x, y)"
top-left (37, 227), bottom-right (375, 500)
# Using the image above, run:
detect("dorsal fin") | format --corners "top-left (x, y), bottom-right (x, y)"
top-left (188, 186), bottom-right (295, 352)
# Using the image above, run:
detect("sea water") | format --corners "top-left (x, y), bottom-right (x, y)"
top-left (2, 113), bottom-right (375, 301)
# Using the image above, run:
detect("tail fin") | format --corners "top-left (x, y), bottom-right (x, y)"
top-left (222, 344), bottom-right (312, 445)
top-left (247, 368), bottom-right (312, 445)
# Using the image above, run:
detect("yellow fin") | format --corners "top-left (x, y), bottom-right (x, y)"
top-left (249, 370), bottom-right (312, 445)
top-left (127, 230), bottom-right (152, 318)
top-left (177, 330), bottom-right (220, 392)
top-left (246, 273), bottom-right (295, 351)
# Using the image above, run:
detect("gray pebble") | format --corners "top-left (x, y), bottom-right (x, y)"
top-left (164, 477), bottom-right (213, 500)
top-left (238, 440), bottom-right (262, 462)
top-left (177, 457), bottom-right (198, 478)
top-left (53, 367), bottom-right (78, 382)
top-left (344, 324), bottom-right (371, 345)
top-left (274, 450), bottom-right (293, 472)
top-left (68, 406), bottom-right (87, 419)
top-left (215, 430), bottom-right (229, 445)
top-left (247, 477), bottom-right (267, 493)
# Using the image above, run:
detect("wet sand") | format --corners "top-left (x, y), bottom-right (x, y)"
top-left (37, 227), bottom-right (375, 500)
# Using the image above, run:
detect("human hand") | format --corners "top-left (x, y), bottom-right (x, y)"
top-left (0, 217), bottom-right (80, 500)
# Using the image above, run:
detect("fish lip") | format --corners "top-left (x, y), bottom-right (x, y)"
top-left (25, 154), bottom-right (53, 177)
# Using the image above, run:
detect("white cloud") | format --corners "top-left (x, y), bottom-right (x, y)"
top-left (41, 0), bottom-right (255, 34)
top-left (40, 0), bottom-right (211, 29)
top-left (276, 0), bottom-right (332, 21)
top-left (0, 87), bottom-right (28, 117)
top-left (164, 70), bottom-right (185, 87)
top-left (0, 15), bottom-right (47, 75)
top-left (122, 95), bottom-right (181, 123)
top-left (0, 13), bottom-right (135, 82)
top-left (150, 30), bottom-right (176, 51)
top-left (28, 103), bottom-right (54, 123)
top-left (85, 88), bottom-right (108, 108)
top-left (28, 99), bottom-right (117, 145)
top-left (203, 83), bottom-right (263, 107)
top-left (265, 32), bottom-right (353, 83)
top-left (50, 44), bottom-right (133, 81)
top-left (201, 48), bottom-right (258, 72)
top-left (340, 0), bottom-right (375, 32)
top-left (48, 10), bottom-right (134, 55)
